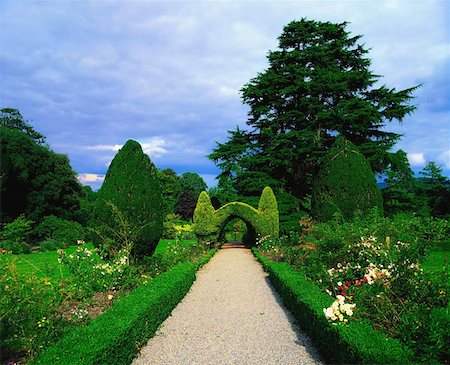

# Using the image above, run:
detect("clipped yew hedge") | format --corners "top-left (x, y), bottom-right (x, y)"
top-left (253, 249), bottom-right (414, 364)
top-left (33, 249), bottom-right (217, 365)
top-left (194, 186), bottom-right (279, 243)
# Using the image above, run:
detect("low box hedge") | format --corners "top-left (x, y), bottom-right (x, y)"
top-left (252, 248), bottom-right (415, 364)
top-left (33, 249), bottom-right (217, 365)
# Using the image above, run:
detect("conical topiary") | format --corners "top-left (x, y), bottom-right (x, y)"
top-left (311, 136), bottom-right (383, 222)
top-left (93, 140), bottom-right (163, 257)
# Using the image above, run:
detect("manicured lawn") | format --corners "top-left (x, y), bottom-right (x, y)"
top-left (1, 243), bottom-right (95, 280)
top-left (1, 239), bottom-right (198, 280)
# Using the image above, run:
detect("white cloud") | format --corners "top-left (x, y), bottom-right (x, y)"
top-left (77, 173), bottom-right (105, 183)
top-left (440, 150), bottom-right (450, 168)
top-left (408, 153), bottom-right (426, 166)
top-left (140, 138), bottom-right (168, 157)
top-left (85, 144), bottom-right (122, 152)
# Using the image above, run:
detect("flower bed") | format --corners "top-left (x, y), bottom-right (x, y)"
top-left (32, 248), bottom-right (217, 365)
top-left (255, 212), bottom-right (449, 363)
top-left (253, 249), bottom-right (413, 364)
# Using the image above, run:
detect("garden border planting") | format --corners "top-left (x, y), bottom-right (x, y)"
top-left (252, 248), bottom-right (415, 364)
top-left (32, 249), bottom-right (217, 365)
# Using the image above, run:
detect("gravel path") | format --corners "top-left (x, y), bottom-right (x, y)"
top-left (133, 248), bottom-right (324, 365)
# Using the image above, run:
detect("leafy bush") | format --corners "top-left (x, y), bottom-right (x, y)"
top-left (0, 257), bottom-right (68, 363)
top-left (34, 215), bottom-right (85, 248)
top-left (311, 136), bottom-right (383, 222)
top-left (142, 239), bottom-right (209, 277)
top-left (39, 239), bottom-right (64, 252)
top-left (162, 214), bottom-right (195, 240)
top-left (0, 215), bottom-right (33, 254)
top-left (92, 140), bottom-right (163, 258)
top-left (57, 245), bottom-right (134, 299)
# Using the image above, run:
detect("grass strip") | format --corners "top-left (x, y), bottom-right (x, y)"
top-left (252, 248), bottom-right (415, 364)
top-left (32, 248), bottom-right (217, 365)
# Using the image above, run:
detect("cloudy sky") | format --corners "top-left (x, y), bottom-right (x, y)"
top-left (1, 0), bottom-right (449, 190)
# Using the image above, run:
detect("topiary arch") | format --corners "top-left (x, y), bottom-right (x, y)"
top-left (193, 186), bottom-right (279, 244)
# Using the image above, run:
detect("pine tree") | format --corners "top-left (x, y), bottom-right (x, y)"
top-left (93, 140), bottom-right (163, 257)
top-left (210, 19), bottom-right (419, 206)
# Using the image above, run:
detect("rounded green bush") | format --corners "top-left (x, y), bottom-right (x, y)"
top-left (92, 140), bottom-right (163, 257)
top-left (311, 136), bottom-right (383, 222)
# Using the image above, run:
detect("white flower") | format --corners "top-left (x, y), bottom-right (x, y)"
top-left (337, 281), bottom-right (343, 287)
top-left (336, 295), bottom-right (345, 305)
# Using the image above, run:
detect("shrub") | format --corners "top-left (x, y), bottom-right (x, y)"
top-left (0, 215), bottom-right (33, 254)
top-left (162, 214), bottom-right (195, 240)
top-left (34, 216), bottom-right (85, 248)
top-left (311, 136), bottom-right (383, 222)
top-left (193, 186), bottom-right (279, 243)
top-left (0, 258), bottom-right (68, 363)
top-left (92, 140), bottom-right (163, 258)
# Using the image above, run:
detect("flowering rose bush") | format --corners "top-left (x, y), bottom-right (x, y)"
top-left (57, 245), bottom-right (135, 298)
top-left (323, 295), bottom-right (356, 323)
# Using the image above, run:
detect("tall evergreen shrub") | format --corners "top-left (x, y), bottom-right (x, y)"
top-left (93, 140), bottom-right (163, 257)
top-left (312, 136), bottom-right (383, 222)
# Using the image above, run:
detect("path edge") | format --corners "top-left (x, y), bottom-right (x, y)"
top-left (252, 248), bottom-right (414, 364)
top-left (32, 248), bottom-right (218, 365)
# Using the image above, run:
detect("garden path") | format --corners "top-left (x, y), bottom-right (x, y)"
top-left (132, 247), bottom-right (323, 365)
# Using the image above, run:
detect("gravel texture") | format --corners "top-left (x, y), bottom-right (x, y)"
top-left (133, 248), bottom-right (324, 365)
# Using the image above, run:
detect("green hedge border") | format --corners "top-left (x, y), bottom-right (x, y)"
top-left (33, 249), bottom-right (217, 365)
top-left (252, 248), bottom-right (415, 364)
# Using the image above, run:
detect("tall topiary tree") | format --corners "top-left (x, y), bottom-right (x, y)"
top-left (312, 136), bottom-right (383, 222)
top-left (93, 140), bottom-right (163, 257)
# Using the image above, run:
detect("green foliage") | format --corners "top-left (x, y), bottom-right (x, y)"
top-left (0, 215), bottom-right (33, 254)
top-left (157, 168), bottom-right (180, 215)
top-left (142, 239), bottom-right (209, 277)
top-left (382, 150), bottom-right (425, 216)
top-left (0, 258), bottom-right (68, 363)
top-left (209, 19), bottom-right (419, 206)
top-left (253, 250), bottom-right (413, 364)
top-left (92, 140), bottom-right (163, 257)
top-left (0, 107), bottom-right (45, 144)
top-left (174, 172), bottom-right (207, 221)
top-left (0, 126), bottom-right (82, 223)
top-left (312, 136), bottom-right (383, 222)
top-left (161, 214), bottom-right (195, 240)
top-left (417, 162), bottom-right (450, 217)
top-left (72, 186), bottom-right (97, 226)
top-left (34, 216), bottom-right (85, 248)
top-left (57, 245), bottom-right (133, 298)
top-left (32, 250), bottom-right (217, 365)
top-left (193, 186), bottom-right (279, 243)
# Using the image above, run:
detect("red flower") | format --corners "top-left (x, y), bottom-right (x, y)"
top-left (341, 291), bottom-right (347, 297)
top-left (363, 276), bottom-right (368, 283)
top-left (345, 281), bottom-right (351, 287)
top-left (343, 285), bottom-right (348, 291)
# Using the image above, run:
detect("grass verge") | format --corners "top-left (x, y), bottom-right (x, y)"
top-left (252, 248), bottom-right (415, 364)
top-left (32, 248), bottom-right (217, 365)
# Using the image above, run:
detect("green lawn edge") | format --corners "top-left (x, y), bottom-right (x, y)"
top-left (32, 248), bottom-right (217, 365)
top-left (252, 248), bottom-right (416, 365)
